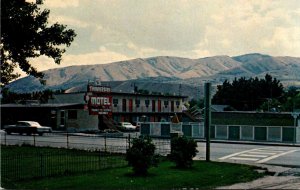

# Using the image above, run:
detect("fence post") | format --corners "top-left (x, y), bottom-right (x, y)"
top-left (34, 135), bottom-right (36, 147)
top-left (67, 132), bottom-right (69, 148)
top-left (40, 154), bottom-right (44, 177)
top-left (104, 133), bottom-right (107, 153)
top-left (98, 151), bottom-right (101, 170)
top-left (128, 134), bottom-right (131, 149)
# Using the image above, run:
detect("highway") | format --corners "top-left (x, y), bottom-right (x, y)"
top-left (1, 131), bottom-right (299, 167)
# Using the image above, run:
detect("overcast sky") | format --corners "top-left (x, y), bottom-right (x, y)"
top-left (27, 0), bottom-right (300, 73)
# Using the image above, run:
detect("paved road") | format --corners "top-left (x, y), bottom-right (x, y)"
top-left (1, 132), bottom-right (299, 167)
top-left (195, 142), bottom-right (300, 167)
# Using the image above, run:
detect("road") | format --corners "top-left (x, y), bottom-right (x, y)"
top-left (195, 142), bottom-right (300, 167)
top-left (1, 131), bottom-right (299, 167)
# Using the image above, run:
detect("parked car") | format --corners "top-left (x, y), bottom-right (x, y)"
top-left (4, 121), bottom-right (52, 136)
top-left (117, 122), bottom-right (137, 131)
top-left (132, 122), bottom-right (141, 131)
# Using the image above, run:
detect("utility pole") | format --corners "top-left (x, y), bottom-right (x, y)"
top-left (204, 83), bottom-right (211, 162)
top-left (292, 112), bottom-right (299, 145)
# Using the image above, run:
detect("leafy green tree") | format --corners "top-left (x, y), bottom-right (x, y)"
top-left (1, 0), bottom-right (76, 87)
top-left (259, 98), bottom-right (281, 112)
top-left (189, 98), bottom-right (204, 109)
top-left (168, 136), bottom-right (198, 168)
top-left (126, 136), bottom-right (159, 175)
top-left (282, 88), bottom-right (300, 111)
top-left (212, 74), bottom-right (284, 111)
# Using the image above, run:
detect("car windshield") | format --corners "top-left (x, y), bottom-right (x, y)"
top-left (29, 121), bottom-right (41, 127)
top-left (25, 121), bottom-right (42, 127)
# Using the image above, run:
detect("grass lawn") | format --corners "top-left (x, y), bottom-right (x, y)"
top-left (4, 159), bottom-right (263, 189)
top-left (1, 145), bottom-right (127, 188)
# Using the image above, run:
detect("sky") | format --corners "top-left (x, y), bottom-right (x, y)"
top-left (25, 0), bottom-right (300, 75)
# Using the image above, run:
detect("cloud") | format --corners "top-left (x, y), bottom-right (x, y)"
top-left (63, 50), bottom-right (132, 66)
top-left (23, 0), bottom-right (300, 75)
top-left (191, 0), bottom-right (300, 56)
top-left (261, 27), bottom-right (300, 55)
top-left (27, 48), bottom-right (133, 73)
top-left (48, 15), bottom-right (90, 28)
top-left (43, 0), bottom-right (79, 8)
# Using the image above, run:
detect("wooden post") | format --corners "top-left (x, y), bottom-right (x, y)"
top-left (34, 135), bottom-right (36, 147)
top-left (128, 134), bottom-right (131, 149)
top-left (204, 83), bottom-right (211, 162)
top-left (104, 133), bottom-right (107, 153)
top-left (67, 132), bottom-right (69, 148)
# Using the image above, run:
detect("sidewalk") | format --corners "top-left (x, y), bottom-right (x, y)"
top-left (217, 164), bottom-right (300, 189)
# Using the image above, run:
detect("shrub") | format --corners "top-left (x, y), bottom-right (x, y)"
top-left (126, 136), bottom-right (159, 175)
top-left (168, 136), bottom-right (198, 168)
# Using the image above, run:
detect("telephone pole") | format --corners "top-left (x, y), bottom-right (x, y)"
top-left (204, 83), bottom-right (211, 162)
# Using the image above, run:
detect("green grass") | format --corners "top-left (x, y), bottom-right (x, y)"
top-left (1, 146), bottom-right (264, 189)
top-left (1, 145), bottom-right (127, 185)
top-left (7, 160), bottom-right (262, 190)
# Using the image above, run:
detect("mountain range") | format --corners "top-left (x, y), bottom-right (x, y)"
top-left (7, 53), bottom-right (300, 99)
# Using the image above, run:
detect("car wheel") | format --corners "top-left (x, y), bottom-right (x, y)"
top-left (26, 133), bottom-right (30, 136)
top-left (38, 133), bottom-right (43, 136)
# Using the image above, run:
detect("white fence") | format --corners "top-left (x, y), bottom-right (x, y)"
top-left (140, 122), bottom-right (300, 143)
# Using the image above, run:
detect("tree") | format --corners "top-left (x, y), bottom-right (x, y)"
top-left (1, 0), bottom-right (76, 87)
top-left (168, 136), bottom-right (198, 168)
top-left (126, 136), bottom-right (159, 175)
top-left (282, 87), bottom-right (300, 111)
top-left (212, 74), bottom-right (284, 111)
top-left (189, 98), bottom-right (204, 109)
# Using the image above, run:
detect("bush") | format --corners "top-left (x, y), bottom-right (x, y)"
top-left (126, 136), bottom-right (159, 175)
top-left (168, 136), bottom-right (198, 168)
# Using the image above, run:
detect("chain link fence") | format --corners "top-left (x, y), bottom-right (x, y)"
top-left (1, 132), bottom-right (171, 181)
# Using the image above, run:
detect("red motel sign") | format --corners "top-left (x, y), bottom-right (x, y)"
top-left (85, 84), bottom-right (112, 115)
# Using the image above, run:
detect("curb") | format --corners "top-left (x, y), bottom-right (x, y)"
top-left (195, 139), bottom-right (300, 147)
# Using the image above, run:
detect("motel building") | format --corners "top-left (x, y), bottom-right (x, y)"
top-left (1, 85), bottom-right (188, 132)
top-left (49, 91), bottom-right (188, 131)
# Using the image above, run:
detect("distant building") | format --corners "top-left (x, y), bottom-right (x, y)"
top-left (211, 104), bottom-right (230, 112)
top-left (1, 92), bottom-right (188, 131)
top-left (1, 103), bottom-right (96, 132)
top-left (50, 92), bottom-right (188, 125)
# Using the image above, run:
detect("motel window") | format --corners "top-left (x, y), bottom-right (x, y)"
top-left (135, 99), bottom-right (140, 107)
top-left (164, 101), bottom-right (169, 108)
top-left (113, 99), bottom-right (118, 107)
top-left (145, 100), bottom-right (150, 107)
top-left (122, 99), bottom-right (126, 112)
top-left (113, 99), bottom-right (118, 104)
top-left (60, 110), bottom-right (65, 127)
top-left (68, 110), bottom-right (77, 120)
